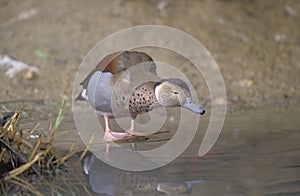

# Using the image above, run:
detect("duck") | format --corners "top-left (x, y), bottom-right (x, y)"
top-left (76, 51), bottom-right (205, 141)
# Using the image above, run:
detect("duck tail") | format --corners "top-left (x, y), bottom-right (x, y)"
top-left (75, 89), bottom-right (87, 101)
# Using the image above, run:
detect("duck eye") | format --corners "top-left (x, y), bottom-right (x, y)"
top-left (173, 92), bottom-right (179, 95)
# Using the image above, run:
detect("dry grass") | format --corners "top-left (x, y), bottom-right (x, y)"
top-left (0, 100), bottom-right (90, 195)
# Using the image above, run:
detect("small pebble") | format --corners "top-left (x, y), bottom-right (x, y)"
top-left (169, 116), bottom-right (175, 122)
top-left (285, 5), bottom-right (296, 17)
top-left (17, 8), bottom-right (38, 21)
top-left (217, 18), bottom-right (226, 25)
top-left (23, 70), bottom-right (36, 80)
top-left (29, 134), bottom-right (39, 139)
top-left (274, 33), bottom-right (286, 42)
top-left (157, 0), bottom-right (169, 11)
top-left (239, 79), bottom-right (253, 88)
top-left (213, 97), bottom-right (226, 105)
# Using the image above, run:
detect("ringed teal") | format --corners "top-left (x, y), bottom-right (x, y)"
top-left (76, 51), bottom-right (205, 141)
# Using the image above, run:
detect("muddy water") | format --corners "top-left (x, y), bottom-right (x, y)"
top-left (30, 106), bottom-right (299, 195)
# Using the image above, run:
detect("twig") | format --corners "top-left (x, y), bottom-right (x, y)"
top-left (28, 138), bottom-right (41, 161)
top-left (9, 176), bottom-right (42, 196)
top-left (0, 138), bottom-right (27, 164)
top-left (53, 142), bottom-right (76, 165)
top-left (74, 134), bottom-right (95, 168)
top-left (4, 151), bottom-right (43, 180)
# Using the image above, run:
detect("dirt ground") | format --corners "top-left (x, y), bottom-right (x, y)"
top-left (0, 0), bottom-right (300, 118)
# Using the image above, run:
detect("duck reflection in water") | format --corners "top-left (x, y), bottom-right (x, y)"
top-left (82, 151), bottom-right (203, 195)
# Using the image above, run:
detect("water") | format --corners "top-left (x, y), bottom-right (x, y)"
top-left (20, 106), bottom-right (300, 195)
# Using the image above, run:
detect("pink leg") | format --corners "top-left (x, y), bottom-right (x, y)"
top-left (125, 119), bottom-right (146, 136)
top-left (102, 115), bottom-right (131, 141)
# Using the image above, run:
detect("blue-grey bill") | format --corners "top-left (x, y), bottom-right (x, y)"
top-left (183, 99), bottom-right (205, 115)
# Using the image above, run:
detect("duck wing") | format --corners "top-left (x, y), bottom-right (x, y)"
top-left (79, 51), bottom-right (157, 89)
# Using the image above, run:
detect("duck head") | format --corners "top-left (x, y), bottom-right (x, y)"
top-left (154, 78), bottom-right (205, 115)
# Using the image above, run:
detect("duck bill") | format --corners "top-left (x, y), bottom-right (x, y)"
top-left (182, 98), bottom-right (205, 115)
